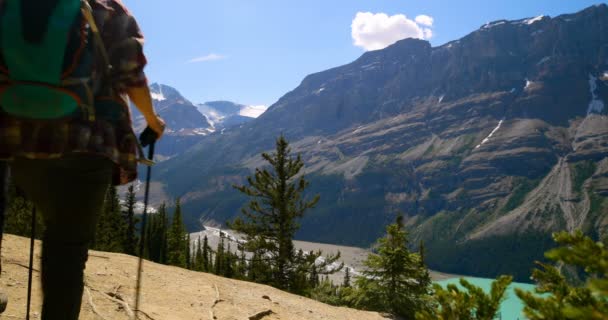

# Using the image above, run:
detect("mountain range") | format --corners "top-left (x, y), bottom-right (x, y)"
top-left (150, 5), bottom-right (608, 281)
top-left (131, 83), bottom-right (267, 159)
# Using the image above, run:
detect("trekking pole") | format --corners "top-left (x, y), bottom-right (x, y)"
top-left (26, 206), bottom-right (36, 320)
top-left (134, 127), bottom-right (157, 318)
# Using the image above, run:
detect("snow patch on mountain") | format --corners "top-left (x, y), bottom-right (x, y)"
top-left (193, 128), bottom-right (215, 136)
top-left (475, 119), bottom-right (504, 149)
top-left (524, 79), bottom-right (535, 91)
top-left (150, 84), bottom-right (167, 101)
top-left (483, 20), bottom-right (506, 29)
top-left (525, 15), bottom-right (545, 25)
top-left (196, 104), bottom-right (225, 126)
top-left (150, 92), bottom-right (166, 101)
top-left (239, 105), bottom-right (268, 118)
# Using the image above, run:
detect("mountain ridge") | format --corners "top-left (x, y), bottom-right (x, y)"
top-left (154, 4), bottom-right (608, 280)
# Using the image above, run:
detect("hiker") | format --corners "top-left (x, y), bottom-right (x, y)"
top-left (0, 0), bottom-right (164, 319)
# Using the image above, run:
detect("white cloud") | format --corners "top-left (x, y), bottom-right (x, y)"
top-left (351, 12), bottom-right (434, 51)
top-left (415, 14), bottom-right (434, 27)
top-left (187, 53), bottom-right (226, 63)
top-left (423, 28), bottom-right (433, 39)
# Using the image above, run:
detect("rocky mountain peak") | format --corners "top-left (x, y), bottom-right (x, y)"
top-left (149, 83), bottom-right (187, 103)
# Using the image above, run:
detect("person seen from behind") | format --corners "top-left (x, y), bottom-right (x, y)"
top-left (0, 0), bottom-right (164, 318)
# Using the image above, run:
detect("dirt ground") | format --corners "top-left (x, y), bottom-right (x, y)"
top-left (0, 234), bottom-right (390, 320)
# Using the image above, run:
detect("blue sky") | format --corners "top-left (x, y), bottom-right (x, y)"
top-left (122, 0), bottom-right (605, 107)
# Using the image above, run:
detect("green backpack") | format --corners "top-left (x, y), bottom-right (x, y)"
top-left (0, 0), bottom-right (106, 121)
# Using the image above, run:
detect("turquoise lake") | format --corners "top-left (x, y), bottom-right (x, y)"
top-left (436, 277), bottom-right (536, 320)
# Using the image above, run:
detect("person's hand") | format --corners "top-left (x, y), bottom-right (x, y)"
top-left (145, 114), bottom-right (166, 139)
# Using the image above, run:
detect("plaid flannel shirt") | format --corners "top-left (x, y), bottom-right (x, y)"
top-left (0, 0), bottom-right (148, 185)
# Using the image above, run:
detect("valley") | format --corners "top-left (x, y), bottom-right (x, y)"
top-left (135, 4), bottom-right (608, 282)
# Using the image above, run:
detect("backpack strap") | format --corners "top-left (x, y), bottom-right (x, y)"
top-left (81, 0), bottom-right (112, 85)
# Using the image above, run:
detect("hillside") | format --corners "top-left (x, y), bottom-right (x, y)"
top-left (0, 234), bottom-right (388, 320)
top-left (153, 5), bottom-right (608, 280)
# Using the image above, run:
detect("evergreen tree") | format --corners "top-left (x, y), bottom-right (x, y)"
top-left (309, 264), bottom-right (320, 289)
top-left (343, 267), bottom-right (351, 288)
top-left (123, 184), bottom-right (138, 255)
top-left (194, 236), bottom-right (204, 271)
top-left (145, 202), bottom-right (169, 264)
top-left (94, 186), bottom-right (126, 252)
top-left (208, 251), bottom-right (214, 274)
top-left (236, 247), bottom-right (247, 279)
top-left (158, 203), bottom-right (169, 264)
top-left (166, 199), bottom-right (187, 267)
top-left (349, 216), bottom-right (432, 319)
top-left (202, 235), bottom-right (210, 272)
top-left (229, 136), bottom-right (340, 292)
top-left (515, 230), bottom-right (608, 319)
top-left (185, 233), bottom-right (192, 270)
top-left (248, 250), bottom-right (264, 282)
top-left (215, 232), bottom-right (225, 275)
top-left (310, 277), bottom-right (343, 306)
top-left (416, 275), bottom-right (512, 320)
top-left (224, 242), bottom-right (234, 278)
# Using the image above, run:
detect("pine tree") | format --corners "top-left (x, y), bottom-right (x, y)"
top-left (166, 199), bottom-right (187, 267)
top-left (194, 236), bottom-right (204, 271)
top-left (248, 250), bottom-right (264, 282)
top-left (515, 230), bottom-right (608, 319)
top-left (229, 136), bottom-right (340, 292)
top-left (236, 247), bottom-right (247, 279)
top-left (350, 216), bottom-right (432, 319)
top-left (224, 242), bottom-right (234, 278)
top-left (94, 186), bottom-right (126, 252)
top-left (202, 235), bottom-right (210, 272)
top-left (309, 264), bottom-right (320, 289)
top-left (343, 267), bottom-right (351, 288)
top-left (208, 251), bottom-right (214, 274)
top-left (310, 277), bottom-right (343, 306)
top-left (185, 233), bottom-right (192, 270)
top-left (158, 203), bottom-right (169, 264)
top-left (123, 184), bottom-right (138, 255)
top-left (145, 202), bottom-right (169, 264)
top-left (214, 231), bottom-right (225, 275)
top-left (416, 275), bottom-right (512, 320)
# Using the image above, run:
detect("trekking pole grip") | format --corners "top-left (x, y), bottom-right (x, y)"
top-left (139, 126), bottom-right (158, 160)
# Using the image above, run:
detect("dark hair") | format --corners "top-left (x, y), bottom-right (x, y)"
top-left (21, 0), bottom-right (61, 43)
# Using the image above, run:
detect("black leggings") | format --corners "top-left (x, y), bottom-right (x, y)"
top-left (10, 156), bottom-right (113, 320)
